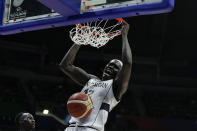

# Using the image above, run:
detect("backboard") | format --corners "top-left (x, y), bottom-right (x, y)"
top-left (0, 0), bottom-right (174, 35)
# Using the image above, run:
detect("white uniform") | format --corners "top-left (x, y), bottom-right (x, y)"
top-left (65, 78), bottom-right (119, 131)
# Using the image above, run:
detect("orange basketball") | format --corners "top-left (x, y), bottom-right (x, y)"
top-left (67, 92), bottom-right (93, 118)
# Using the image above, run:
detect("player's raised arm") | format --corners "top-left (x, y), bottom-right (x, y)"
top-left (115, 21), bottom-right (132, 100)
top-left (59, 44), bottom-right (97, 86)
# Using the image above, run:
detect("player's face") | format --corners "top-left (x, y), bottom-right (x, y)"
top-left (102, 59), bottom-right (123, 80)
top-left (20, 113), bottom-right (35, 129)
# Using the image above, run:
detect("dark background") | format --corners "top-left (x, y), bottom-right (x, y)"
top-left (0, 0), bottom-right (197, 130)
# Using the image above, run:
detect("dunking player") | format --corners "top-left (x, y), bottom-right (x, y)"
top-left (59, 20), bottom-right (132, 131)
top-left (15, 112), bottom-right (35, 131)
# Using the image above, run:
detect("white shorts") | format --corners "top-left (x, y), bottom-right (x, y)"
top-left (65, 126), bottom-right (99, 131)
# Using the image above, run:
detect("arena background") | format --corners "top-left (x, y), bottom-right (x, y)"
top-left (0, 0), bottom-right (197, 131)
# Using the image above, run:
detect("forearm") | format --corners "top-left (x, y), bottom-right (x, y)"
top-left (59, 44), bottom-right (95, 86)
top-left (59, 44), bottom-right (80, 67)
top-left (122, 31), bottom-right (132, 64)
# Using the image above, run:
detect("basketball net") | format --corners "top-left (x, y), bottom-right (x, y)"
top-left (69, 18), bottom-right (125, 48)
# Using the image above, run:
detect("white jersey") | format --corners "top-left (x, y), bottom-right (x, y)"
top-left (68, 78), bottom-right (119, 131)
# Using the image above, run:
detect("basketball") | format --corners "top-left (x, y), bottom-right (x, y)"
top-left (67, 92), bottom-right (93, 118)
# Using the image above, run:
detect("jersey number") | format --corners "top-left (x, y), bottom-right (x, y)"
top-left (84, 89), bottom-right (94, 96)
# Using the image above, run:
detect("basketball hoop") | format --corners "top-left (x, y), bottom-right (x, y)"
top-left (69, 18), bottom-right (125, 48)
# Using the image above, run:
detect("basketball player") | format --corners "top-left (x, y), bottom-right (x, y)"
top-left (59, 20), bottom-right (132, 131)
top-left (15, 112), bottom-right (35, 131)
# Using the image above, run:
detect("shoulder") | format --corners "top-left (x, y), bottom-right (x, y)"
top-left (89, 75), bottom-right (100, 80)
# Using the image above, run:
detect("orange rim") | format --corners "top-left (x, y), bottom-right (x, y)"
top-left (76, 18), bottom-right (124, 37)
top-left (76, 24), bottom-right (86, 30)
top-left (116, 18), bottom-right (125, 24)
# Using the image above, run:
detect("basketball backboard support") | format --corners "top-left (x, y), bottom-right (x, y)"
top-left (0, 0), bottom-right (174, 35)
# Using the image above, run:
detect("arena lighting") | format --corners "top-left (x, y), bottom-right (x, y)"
top-left (36, 111), bottom-right (67, 125)
top-left (43, 109), bottom-right (49, 115)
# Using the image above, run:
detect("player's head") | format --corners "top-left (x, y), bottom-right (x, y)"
top-left (102, 59), bottom-right (123, 80)
top-left (15, 112), bottom-right (35, 130)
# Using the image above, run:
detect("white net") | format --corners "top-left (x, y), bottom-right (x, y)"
top-left (69, 19), bottom-right (123, 48)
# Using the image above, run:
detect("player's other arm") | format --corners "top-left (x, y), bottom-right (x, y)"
top-left (115, 21), bottom-right (132, 100)
top-left (59, 44), bottom-right (97, 86)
